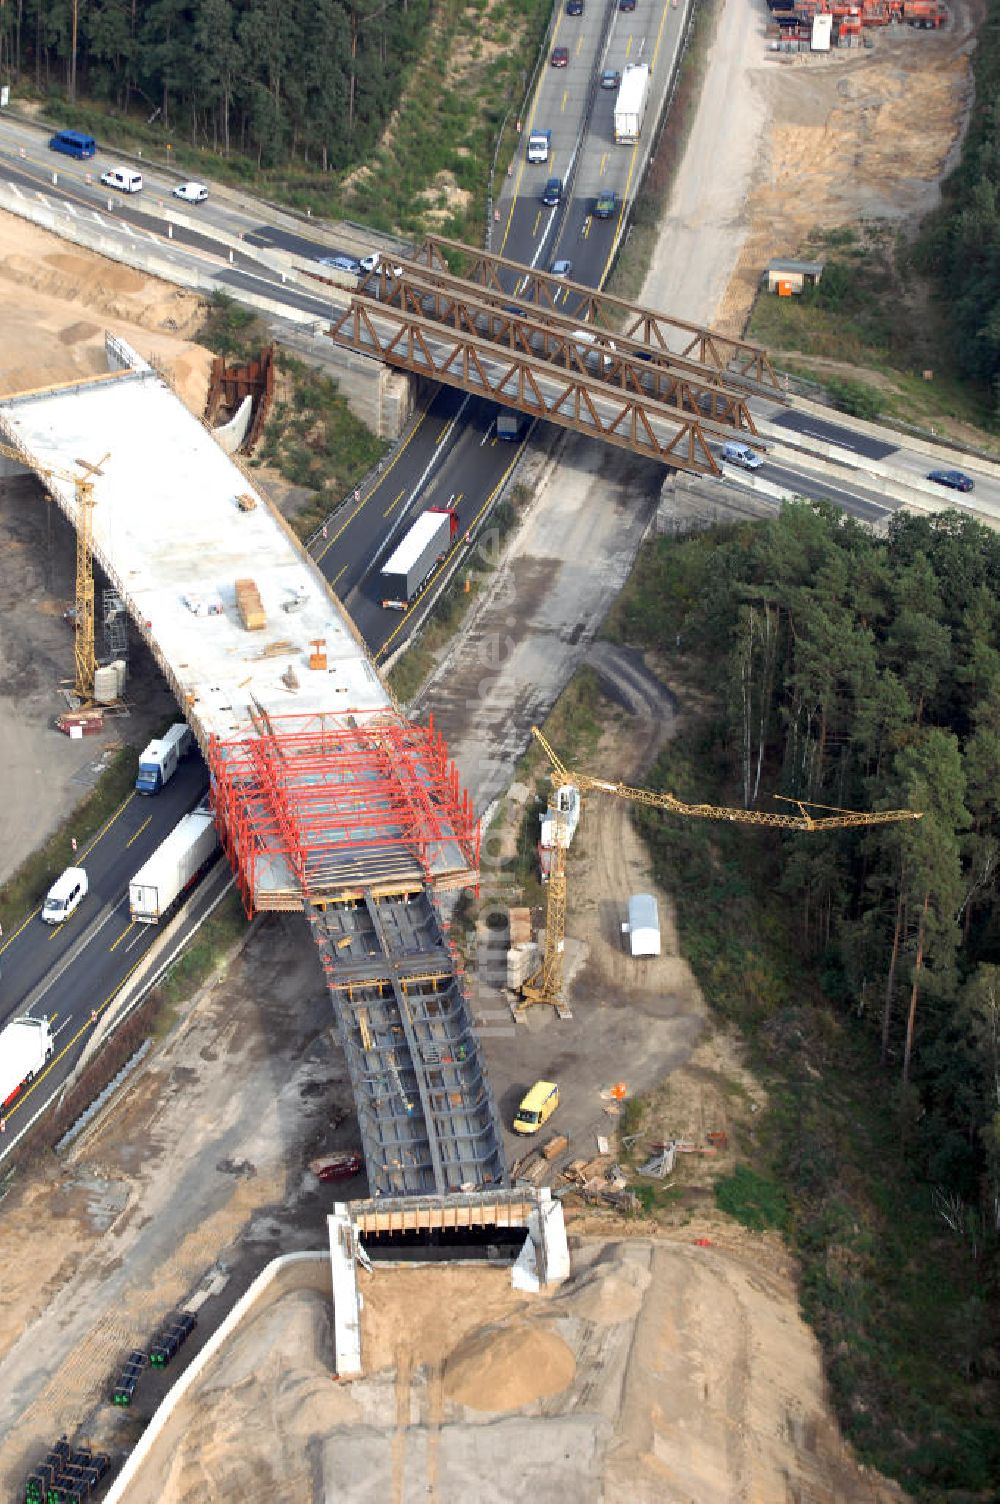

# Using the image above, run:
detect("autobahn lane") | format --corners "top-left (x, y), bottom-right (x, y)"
top-left (0, 757), bottom-right (208, 1027)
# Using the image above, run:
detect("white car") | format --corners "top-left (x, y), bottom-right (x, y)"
top-left (721, 441), bottom-right (764, 470)
top-left (359, 252), bottom-right (380, 273)
top-left (173, 181), bottom-right (209, 204)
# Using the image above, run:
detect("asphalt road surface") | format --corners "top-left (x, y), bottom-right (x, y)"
top-left (0, 758), bottom-right (209, 1154)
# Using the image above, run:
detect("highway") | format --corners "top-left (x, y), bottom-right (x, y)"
top-left (0, 757), bottom-right (212, 1153)
top-left (0, 0), bottom-right (996, 1161)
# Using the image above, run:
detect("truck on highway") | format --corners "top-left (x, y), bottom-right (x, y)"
top-left (527, 129), bottom-right (551, 163)
top-left (135, 722), bottom-right (192, 794)
top-left (613, 63), bottom-right (650, 145)
top-left (129, 802), bottom-right (219, 923)
top-left (379, 508), bottom-right (458, 611)
top-left (0, 1016), bottom-right (54, 1112)
top-left (495, 410), bottom-right (523, 441)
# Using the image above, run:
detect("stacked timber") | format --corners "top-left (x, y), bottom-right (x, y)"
top-left (235, 577), bottom-right (266, 631)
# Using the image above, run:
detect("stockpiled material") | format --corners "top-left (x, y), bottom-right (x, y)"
top-left (235, 577), bottom-right (265, 631)
top-left (442, 1321), bottom-right (576, 1411)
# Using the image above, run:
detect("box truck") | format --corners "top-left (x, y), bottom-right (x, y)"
top-left (613, 64), bottom-right (650, 145)
top-left (129, 803), bottom-right (219, 923)
top-left (135, 722), bottom-right (192, 794)
top-left (379, 509), bottom-right (458, 610)
top-left (0, 1016), bottom-right (54, 1111)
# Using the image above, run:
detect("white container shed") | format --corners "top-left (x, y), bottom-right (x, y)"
top-left (622, 894), bottom-right (661, 957)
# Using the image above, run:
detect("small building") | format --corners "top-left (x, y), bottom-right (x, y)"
top-left (764, 258), bottom-right (825, 296)
top-left (622, 894), bottom-right (661, 957)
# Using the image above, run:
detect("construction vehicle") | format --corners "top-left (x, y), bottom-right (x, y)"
top-left (519, 725), bottom-right (922, 1015)
top-left (0, 439), bottom-right (108, 700)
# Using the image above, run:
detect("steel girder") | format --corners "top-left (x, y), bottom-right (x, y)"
top-left (359, 265), bottom-right (757, 432)
top-left (327, 300), bottom-right (728, 477)
top-left (408, 234), bottom-right (782, 392)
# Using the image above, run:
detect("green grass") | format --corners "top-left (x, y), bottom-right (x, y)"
top-left (0, 745), bottom-right (137, 941)
top-left (25, 0), bottom-right (550, 242)
top-left (748, 226), bottom-right (1000, 445)
top-left (714, 1165), bottom-right (788, 1232)
top-left (254, 353), bottom-right (389, 540)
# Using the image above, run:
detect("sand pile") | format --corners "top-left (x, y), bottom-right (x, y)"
top-left (443, 1321), bottom-right (576, 1411)
top-left (572, 1260), bottom-right (650, 1326)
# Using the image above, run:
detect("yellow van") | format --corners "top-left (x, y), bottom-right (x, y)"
top-left (513, 1080), bottom-right (559, 1135)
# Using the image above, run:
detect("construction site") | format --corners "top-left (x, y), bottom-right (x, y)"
top-left (0, 0), bottom-right (985, 1498)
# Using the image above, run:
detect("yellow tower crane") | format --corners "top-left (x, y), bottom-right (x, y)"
top-left (520, 725), bottom-right (922, 1015)
top-left (0, 440), bottom-right (109, 701)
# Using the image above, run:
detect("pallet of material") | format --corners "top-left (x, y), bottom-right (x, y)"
top-left (542, 1133), bottom-right (569, 1161)
top-left (235, 577), bottom-right (266, 630)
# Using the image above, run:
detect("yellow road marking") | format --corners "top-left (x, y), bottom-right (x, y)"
top-left (532, 210), bottom-right (542, 237)
top-left (599, 152), bottom-right (608, 177)
top-left (125, 815), bottom-right (151, 849)
top-left (626, 34), bottom-right (633, 57)
top-left (383, 488), bottom-right (407, 518)
top-left (599, 0), bottom-right (673, 289)
top-left (561, 90), bottom-right (568, 113)
top-left (375, 453), bottom-right (523, 662)
top-left (2, 951), bottom-right (151, 1121)
top-left (331, 564), bottom-right (347, 589)
top-left (314, 405), bottom-right (430, 564)
top-left (110, 921), bottom-right (135, 953)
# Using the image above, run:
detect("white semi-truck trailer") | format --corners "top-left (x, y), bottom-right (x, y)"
top-left (613, 64), bottom-right (650, 145)
top-left (129, 804), bottom-right (219, 923)
top-left (0, 1016), bottom-right (54, 1111)
top-left (379, 508), bottom-right (457, 610)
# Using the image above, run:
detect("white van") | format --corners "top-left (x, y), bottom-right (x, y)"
top-left (42, 866), bottom-right (89, 925)
top-left (100, 167), bottom-right (143, 194)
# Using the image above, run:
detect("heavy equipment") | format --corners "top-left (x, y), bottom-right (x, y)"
top-left (0, 438), bottom-right (108, 699)
top-left (519, 725), bottom-right (922, 1015)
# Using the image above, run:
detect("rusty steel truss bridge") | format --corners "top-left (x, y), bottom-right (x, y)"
top-left (325, 236), bottom-right (783, 477)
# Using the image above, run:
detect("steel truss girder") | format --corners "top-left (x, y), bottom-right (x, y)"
top-left (372, 268), bottom-right (756, 430)
top-left (327, 302), bottom-right (725, 477)
top-left (408, 234), bottom-right (782, 393)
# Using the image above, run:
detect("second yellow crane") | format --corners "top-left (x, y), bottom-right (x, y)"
top-left (520, 725), bottom-right (922, 1015)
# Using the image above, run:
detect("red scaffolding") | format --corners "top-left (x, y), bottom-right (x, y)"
top-left (207, 711), bottom-right (480, 916)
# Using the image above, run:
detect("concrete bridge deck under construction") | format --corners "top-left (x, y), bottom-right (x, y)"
top-left (0, 335), bottom-right (505, 1198)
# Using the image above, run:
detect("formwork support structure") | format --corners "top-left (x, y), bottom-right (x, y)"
top-left (207, 712), bottom-right (480, 916)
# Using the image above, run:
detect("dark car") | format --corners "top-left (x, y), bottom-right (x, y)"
top-left (600, 67), bottom-right (620, 89)
top-left (551, 45), bottom-right (569, 66)
top-left (927, 468), bottom-right (974, 493)
top-left (541, 176), bottom-right (563, 207)
top-left (593, 188), bottom-right (618, 220)
top-left (566, 0), bottom-right (584, 13)
top-left (619, 0), bottom-right (636, 9)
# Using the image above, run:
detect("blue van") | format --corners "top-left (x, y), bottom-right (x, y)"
top-left (49, 130), bottom-right (97, 160)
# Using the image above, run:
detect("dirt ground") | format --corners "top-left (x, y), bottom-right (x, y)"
top-left (0, 214), bottom-right (215, 883)
top-left (644, 0), bottom-right (976, 335)
top-left (118, 1238), bottom-right (905, 1504)
top-left (0, 0), bottom-right (979, 1492)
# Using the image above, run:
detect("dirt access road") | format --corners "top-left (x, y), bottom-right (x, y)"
top-left (645, 0), bottom-right (976, 334)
